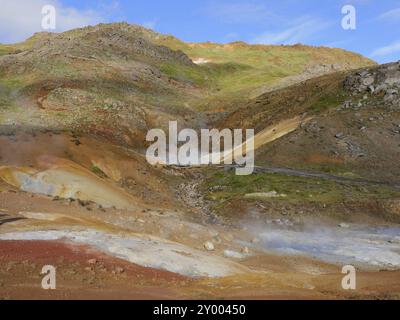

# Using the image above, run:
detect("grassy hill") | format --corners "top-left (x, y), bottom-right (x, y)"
top-left (204, 61), bottom-right (400, 222)
top-left (149, 32), bottom-right (375, 111)
top-left (0, 23), bottom-right (375, 147)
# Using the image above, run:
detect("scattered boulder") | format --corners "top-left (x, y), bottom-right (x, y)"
top-left (78, 199), bottom-right (90, 207)
top-left (244, 191), bottom-right (287, 199)
top-left (203, 241), bottom-right (215, 251)
top-left (72, 138), bottom-right (81, 146)
top-left (241, 247), bottom-right (250, 254)
top-left (335, 132), bottom-right (344, 139)
top-left (362, 75), bottom-right (374, 86)
top-left (208, 185), bottom-right (225, 192)
top-left (113, 266), bottom-right (125, 274)
top-left (344, 62), bottom-right (400, 107)
top-left (223, 250), bottom-right (244, 259)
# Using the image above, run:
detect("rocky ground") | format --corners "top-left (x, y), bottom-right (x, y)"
top-left (0, 23), bottom-right (399, 300)
top-left (0, 130), bottom-right (399, 299)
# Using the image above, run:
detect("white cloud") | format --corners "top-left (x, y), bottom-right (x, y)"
top-left (252, 17), bottom-right (332, 45)
top-left (0, 0), bottom-right (105, 44)
top-left (206, 2), bottom-right (277, 24)
top-left (377, 8), bottom-right (400, 21)
top-left (371, 41), bottom-right (400, 57)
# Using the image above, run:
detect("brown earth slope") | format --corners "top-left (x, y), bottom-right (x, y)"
top-left (0, 23), bottom-right (375, 148)
top-left (1, 23), bottom-right (399, 300)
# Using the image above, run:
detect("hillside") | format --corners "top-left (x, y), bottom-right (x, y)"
top-left (1, 23), bottom-right (399, 300)
top-left (0, 23), bottom-right (375, 148)
top-left (206, 62), bottom-right (400, 222)
top-left (221, 62), bottom-right (400, 181)
top-left (151, 34), bottom-right (375, 109)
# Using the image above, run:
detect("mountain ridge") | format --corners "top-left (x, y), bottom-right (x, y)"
top-left (0, 22), bottom-right (376, 147)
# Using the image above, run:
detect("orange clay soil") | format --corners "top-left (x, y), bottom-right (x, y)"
top-left (0, 132), bottom-right (399, 300)
top-left (1, 239), bottom-right (400, 300)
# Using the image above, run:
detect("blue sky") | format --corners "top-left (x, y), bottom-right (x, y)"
top-left (0, 0), bottom-right (399, 63)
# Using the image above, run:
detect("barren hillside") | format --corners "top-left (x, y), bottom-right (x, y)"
top-left (0, 23), bottom-right (399, 300)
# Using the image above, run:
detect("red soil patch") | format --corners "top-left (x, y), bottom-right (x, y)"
top-left (0, 240), bottom-right (186, 282)
top-left (0, 240), bottom-right (191, 299)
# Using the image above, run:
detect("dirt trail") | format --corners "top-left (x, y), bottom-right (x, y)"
top-left (220, 116), bottom-right (309, 163)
